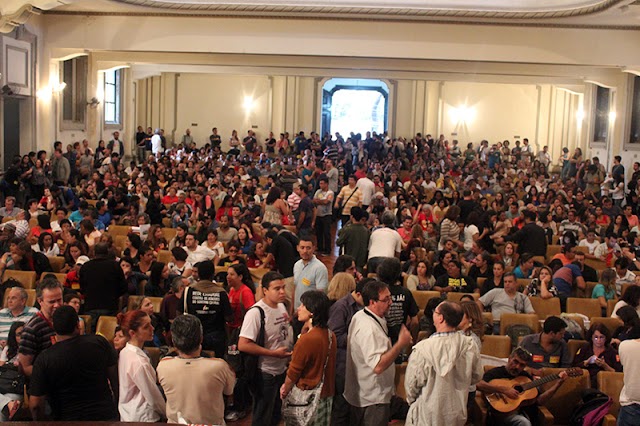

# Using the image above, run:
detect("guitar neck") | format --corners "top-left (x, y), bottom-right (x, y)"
top-left (520, 374), bottom-right (560, 391)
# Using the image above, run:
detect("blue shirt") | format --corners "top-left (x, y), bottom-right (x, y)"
top-left (293, 256), bottom-right (328, 309)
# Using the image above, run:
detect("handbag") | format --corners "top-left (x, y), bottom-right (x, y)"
top-left (282, 329), bottom-right (332, 426)
top-left (226, 291), bottom-right (246, 372)
top-left (0, 364), bottom-right (25, 395)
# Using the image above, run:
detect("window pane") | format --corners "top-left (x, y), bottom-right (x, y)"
top-left (105, 84), bottom-right (116, 103)
top-left (330, 89), bottom-right (386, 137)
top-left (104, 103), bottom-right (115, 123)
top-left (104, 70), bottom-right (116, 85)
top-left (592, 86), bottom-right (610, 143)
top-left (630, 76), bottom-right (640, 144)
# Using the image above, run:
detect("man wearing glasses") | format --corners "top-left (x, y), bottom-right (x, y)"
top-left (477, 347), bottom-right (568, 425)
top-left (404, 301), bottom-right (483, 426)
top-left (344, 281), bottom-right (413, 426)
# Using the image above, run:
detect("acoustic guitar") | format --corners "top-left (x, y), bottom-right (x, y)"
top-left (485, 367), bottom-right (583, 413)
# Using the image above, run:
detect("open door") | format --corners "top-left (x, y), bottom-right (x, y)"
top-left (321, 88), bottom-right (332, 137)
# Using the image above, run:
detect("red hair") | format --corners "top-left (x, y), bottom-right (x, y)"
top-left (116, 310), bottom-right (148, 336)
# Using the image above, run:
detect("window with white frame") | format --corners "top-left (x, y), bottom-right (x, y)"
top-left (104, 69), bottom-right (122, 125)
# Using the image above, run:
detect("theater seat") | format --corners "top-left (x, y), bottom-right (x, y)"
top-left (2, 288), bottom-right (36, 308)
top-left (480, 335), bottom-right (511, 358)
top-left (47, 256), bottom-right (66, 273)
top-left (528, 297), bottom-right (561, 320)
top-left (157, 250), bottom-right (172, 265)
top-left (590, 317), bottom-right (623, 336)
top-left (597, 371), bottom-right (624, 426)
top-left (540, 367), bottom-right (590, 425)
top-left (95, 316), bottom-right (118, 342)
top-left (411, 290), bottom-right (441, 310)
top-left (395, 362), bottom-right (407, 400)
top-left (79, 314), bottom-right (92, 334)
top-left (499, 313), bottom-right (540, 336)
top-left (106, 225), bottom-right (131, 237)
top-left (567, 339), bottom-right (587, 364)
top-left (3, 270), bottom-right (37, 289)
top-left (566, 298), bottom-right (602, 319)
top-left (447, 292), bottom-right (479, 303)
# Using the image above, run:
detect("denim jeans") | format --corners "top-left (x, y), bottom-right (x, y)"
top-left (251, 372), bottom-right (285, 426)
top-left (618, 403), bottom-right (640, 426)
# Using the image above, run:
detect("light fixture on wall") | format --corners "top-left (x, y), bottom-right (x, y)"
top-left (576, 109), bottom-right (585, 123)
top-left (36, 81), bottom-right (66, 101)
top-left (449, 105), bottom-right (476, 124)
top-left (87, 97), bottom-right (100, 108)
top-left (609, 111), bottom-right (617, 122)
top-left (243, 96), bottom-right (254, 113)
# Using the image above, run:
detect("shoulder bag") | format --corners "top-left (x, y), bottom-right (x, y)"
top-left (282, 329), bottom-right (332, 426)
top-left (334, 187), bottom-right (358, 220)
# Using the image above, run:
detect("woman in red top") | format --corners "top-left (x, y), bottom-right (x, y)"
top-left (215, 195), bottom-right (234, 222)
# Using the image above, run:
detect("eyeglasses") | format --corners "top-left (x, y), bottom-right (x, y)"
top-left (377, 296), bottom-right (392, 304)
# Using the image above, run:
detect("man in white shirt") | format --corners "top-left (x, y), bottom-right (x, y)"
top-left (151, 129), bottom-right (163, 157)
top-left (367, 211), bottom-right (403, 274)
top-left (157, 314), bottom-right (234, 425)
top-left (183, 233), bottom-right (216, 265)
top-left (356, 172), bottom-right (376, 210)
top-left (239, 272), bottom-right (293, 426)
top-left (344, 280), bottom-right (413, 426)
top-left (618, 328), bottom-right (640, 425)
top-left (614, 258), bottom-right (637, 296)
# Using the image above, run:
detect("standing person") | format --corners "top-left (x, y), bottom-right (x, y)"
top-left (367, 211), bottom-right (403, 274)
top-left (336, 206), bottom-right (370, 271)
top-left (292, 238), bottom-right (329, 317)
top-left (117, 310), bottom-right (165, 422)
top-left (18, 277), bottom-right (63, 377)
top-left (377, 257), bottom-right (419, 345)
top-left (107, 131), bottom-right (124, 158)
top-left (151, 129), bottom-right (164, 157)
top-left (313, 176), bottom-right (334, 256)
top-left (157, 314), bottom-right (235, 425)
top-left (79, 242), bottom-right (127, 325)
top-left (179, 261), bottom-right (232, 358)
top-left (344, 280), bottom-right (413, 426)
top-left (328, 279), bottom-right (366, 426)
top-left (404, 301), bottom-right (483, 426)
top-left (498, 210), bottom-right (547, 257)
top-left (239, 272), bottom-right (293, 426)
top-left (296, 184), bottom-right (315, 240)
top-left (618, 325), bottom-right (640, 426)
top-left (280, 290), bottom-right (337, 425)
top-left (29, 306), bottom-right (119, 421)
top-left (334, 175), bottom-right (363, 226)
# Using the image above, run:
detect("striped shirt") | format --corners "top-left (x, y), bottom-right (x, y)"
top-left (0, 306), bottom-right (38, 341)
top-left (337, 185), bottom-right (362, 216)
top-left (18, 313), bottom-right (55, 359)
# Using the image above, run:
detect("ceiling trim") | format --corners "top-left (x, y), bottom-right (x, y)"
top-left (106, 0), bottom-right (629, 19)
top-left (42, 9), bottom-right (640, 30)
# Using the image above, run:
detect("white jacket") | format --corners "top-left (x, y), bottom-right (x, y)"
top-left (404, 331), bottom-right (483, 426)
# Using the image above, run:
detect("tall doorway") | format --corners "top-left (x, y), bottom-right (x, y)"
top-left (321, 78), bottom-right (388, 138)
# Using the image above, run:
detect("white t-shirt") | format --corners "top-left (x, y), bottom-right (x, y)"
top-left (619, 339), bottom-right (640, 406)
top-left (183, 245), bottom-right (216, 265)
top-left (368, 227), bottom-right (403, 259)
top-left (463, 224), bottom-right (479, 251)
top-left (579, 239), bottom-right (599, 255)
top-left (151, 134), bottom-right (163, 154)
top-left (356, 177), bottom-right (376, 206)
top-left (239, 299), bottom-right (293, 376)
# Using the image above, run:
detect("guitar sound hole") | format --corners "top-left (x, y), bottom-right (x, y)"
top-left (514, 385), bottom-right (524, 393)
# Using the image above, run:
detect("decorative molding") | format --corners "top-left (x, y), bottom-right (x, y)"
top-left (41, 9), bottom-right (640, 30)
top-left (0, 4), bottom-right (40, 34)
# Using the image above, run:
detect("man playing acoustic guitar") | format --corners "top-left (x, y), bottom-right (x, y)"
top-left (477, 347), bottom-right (569, 426)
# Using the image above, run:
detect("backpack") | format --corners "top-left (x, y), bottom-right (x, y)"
top-left (241, 305), bottom-right (265, 392)
top-left (505, 323), bottom-right (534, 347)
top-left (568, 389), bottom-right (612, 426)
top-left (561, 314), bottom-right (586, 339)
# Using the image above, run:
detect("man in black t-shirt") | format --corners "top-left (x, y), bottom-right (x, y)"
top-left (377, 258), bottom-right (419, 344)
top-left (477, 347), bottom-right (568, 426)
top-left (30, 306), bottom-right (118, 421)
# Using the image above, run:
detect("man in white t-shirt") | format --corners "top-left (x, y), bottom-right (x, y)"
top-left (367, 211), bottom-right (403, 274)
top-left (578, 230), bottom-right (600, 255)
top-left (183, 233), bottom-right (216, 265)
top-left (151, 129), bottom-right (163, 156)
top-left (239, 272), bottom-right (293, 426)
top-left (618, 329), bottom-right (640, 424)
top-left (356, 172), bottom-right (376, 210)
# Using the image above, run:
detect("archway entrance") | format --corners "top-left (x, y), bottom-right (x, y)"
top-left (321, 78), bottom-right (388, 138)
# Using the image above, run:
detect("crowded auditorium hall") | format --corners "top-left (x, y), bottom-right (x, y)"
top-left (1, 0), bottom-right (640, 425)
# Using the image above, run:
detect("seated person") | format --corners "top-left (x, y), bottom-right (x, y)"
top-left (523, 266), bottom-right (558, 299)
top-left (467, 252), bottom-right (493, 282)
top-left (520, 316), bottom-right (572, 372)
top-left (477, 347), bottom-right (568, 426)
top-left (551, 261), bottom-right (586, 298)
top-left (433, 260), bottom-right (477, 294)
top-left (478, 272), bottom-right (535, 334)
top-left (572, 323), bottom-right (622, 388)
top-left (513, 253), bottom-right (535, 279)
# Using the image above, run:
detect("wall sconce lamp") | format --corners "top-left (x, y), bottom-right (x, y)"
top-left (243, 96), bottom-right (254, 113)
top-left (449, 105), bottom-right (476, 124)
top-left (87, 97), bottom-right (100, 108)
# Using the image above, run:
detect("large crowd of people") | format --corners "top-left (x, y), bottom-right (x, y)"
top-left (0, 127), bottom-right (638, 425)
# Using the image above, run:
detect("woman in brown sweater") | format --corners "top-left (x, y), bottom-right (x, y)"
top-left (280, 290), bottom-right (337, 425)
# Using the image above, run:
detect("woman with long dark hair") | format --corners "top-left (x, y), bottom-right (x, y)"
top-left (573, 322), bottom-right (622, 388)
top-left (0, 321), bottom-right (25, 420)
top-left (144, 261), bottom-right (170, 297)
top-left (263, 187), bottom-right (289, 226)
